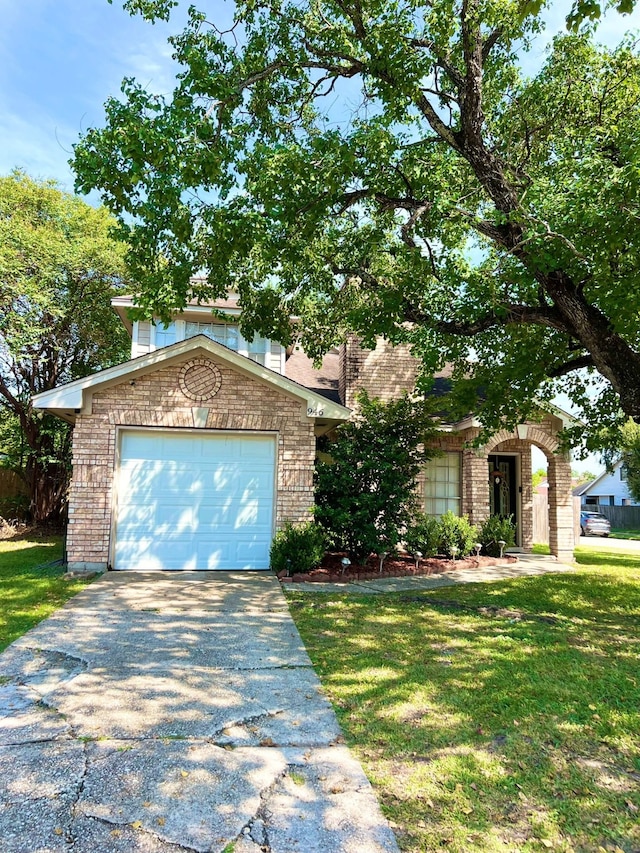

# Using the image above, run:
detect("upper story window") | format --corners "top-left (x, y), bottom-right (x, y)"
top-left (152, 320), bottom-right (269, 366)
top-left (155, 322), bottom-right (177, 349)
top-left (185, 321), bottom-right (239, 350)
top-left (621, 463), bottom-right (629, 481)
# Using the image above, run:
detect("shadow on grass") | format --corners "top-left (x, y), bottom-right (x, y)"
top-left (0, 536), bottom-right (90, 653)
top-left (287, 563), bottom-right (640, 852)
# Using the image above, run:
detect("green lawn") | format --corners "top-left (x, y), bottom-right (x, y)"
top-left (286, 547), bottom-right (640, 853)
top-left (609, 529), bottom-right (640, 541)
top-left (0, 535), bottom-right (91, 653)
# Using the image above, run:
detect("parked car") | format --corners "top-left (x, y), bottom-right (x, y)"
top-left (580, 510), bottom-right (611, 537)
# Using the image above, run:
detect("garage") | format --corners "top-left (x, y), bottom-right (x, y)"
top-left (113, 430), bottom-right (276, 571)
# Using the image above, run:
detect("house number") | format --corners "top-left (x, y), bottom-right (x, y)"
top-left (307, 406), bottom-right (324, 417)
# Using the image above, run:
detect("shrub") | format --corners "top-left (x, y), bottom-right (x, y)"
top-left (403, 513), bottom-right (440, 558)
top-left (0, 494), bottom-right (30, 521)
top-left (269, 521), bottom-right (327, 575)
top-left (315, 391), bottom-right (441, 563)
top-left (479, 515), bottom-right (516, 557)
top-left (437, 511), bottom-right (477, 557)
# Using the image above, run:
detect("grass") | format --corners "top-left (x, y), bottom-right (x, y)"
top-left (0, 534), bottom-right (92, 653)
top-left (286, 546), bottom-right (640, 853)
top-left (531, 543), bottom-right (551, 555)
top-left (609, 529), bottom-right (640, 541)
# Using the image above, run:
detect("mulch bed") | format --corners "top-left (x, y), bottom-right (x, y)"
top-left (279, 551), bottom-right (518, 584)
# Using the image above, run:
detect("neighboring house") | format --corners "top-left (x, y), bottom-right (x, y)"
top-left (574, 460), bottom-right (639, 507)
top-left (33, 294), bottom-right (576, 571)
top-left (535, 477), bottom-right (549, 496)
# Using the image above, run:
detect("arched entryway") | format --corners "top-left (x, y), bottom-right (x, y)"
top-left (461, 422), bottom-right (575, 561)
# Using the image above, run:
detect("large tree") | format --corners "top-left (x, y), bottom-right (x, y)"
top-left (74, 0), bottom-right (640, 451)
top-left (0, 172), bottom-right (130, 523)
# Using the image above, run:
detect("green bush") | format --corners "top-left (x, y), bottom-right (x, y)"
top-left (269, 521), bottom-right (327, 575)
top-left (437, 511), bottom-right (477, 558)
top-left (479, 515), bottom-right (516, 557)
top-left (0, 494), bottom-right (30, 521)
top-left (404, 513), bottom-right (440, 558)
top-left (315, 391), bottom-right (441, 563)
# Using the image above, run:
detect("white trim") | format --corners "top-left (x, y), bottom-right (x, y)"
top-left (454, 402), bottom-right (581, 433)
top-left (131, 321), bottom-right (140, 359)
top-left (32, 334), bottom-right (351, 424)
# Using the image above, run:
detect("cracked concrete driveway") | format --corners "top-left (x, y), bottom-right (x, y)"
top-left (0, 572), bottom-right (399, 853)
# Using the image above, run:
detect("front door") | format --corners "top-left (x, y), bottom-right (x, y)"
top-left (488, 455), bottom-right (518, 537)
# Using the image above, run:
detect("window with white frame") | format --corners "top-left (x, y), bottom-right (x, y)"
top-left (154, 321), bottom-right (177, 348)
top-left (424, 452), bottom-right (461, 517)
top-left (185, 321), bottom-right (240, 351)
top-left (247, 335), bottom-right (269, 365)
top-left (181, 321), bottom-right (269, 365)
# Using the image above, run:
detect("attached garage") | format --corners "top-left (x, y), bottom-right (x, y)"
top-left (31, 336), bottom-right (351, 572)
top-left (114, 430), bottom-right (276, 571)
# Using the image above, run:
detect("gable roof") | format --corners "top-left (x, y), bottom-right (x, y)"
top-left (573, 460), bottom-right (619, 496)
top-left (285, 347), bottom-right (341, 404)
top-left (32, 335), bottom-right (351, 431)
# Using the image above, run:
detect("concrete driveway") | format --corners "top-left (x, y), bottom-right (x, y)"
top-left (0, 572), bottom-right (399, 853)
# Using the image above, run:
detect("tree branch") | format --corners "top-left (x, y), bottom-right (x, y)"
top-left (548, 354), bottom-right (595, 378)
top-left (403, 302), bottom-right (567, 334)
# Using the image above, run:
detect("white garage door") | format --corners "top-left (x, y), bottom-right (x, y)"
top-left (114, 431), bottom-right (276, 571)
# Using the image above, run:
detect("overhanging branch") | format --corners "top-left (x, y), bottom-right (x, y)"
top-left (548, 354), bottom-right (595, 378)
top-left (403, 302), bottom-right (567, 334)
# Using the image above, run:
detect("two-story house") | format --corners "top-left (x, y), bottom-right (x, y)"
top-left (575, 460), bottom-right (639, 508)
top-left (33, 294), bottom-right (576, 571)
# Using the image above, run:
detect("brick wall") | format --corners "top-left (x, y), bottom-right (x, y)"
top-left (338, 335), bottom-right (419, 409)
top-left (66, 356), bottom-right (315, 569)
top-left (338, 337), bottom-right (575, 557)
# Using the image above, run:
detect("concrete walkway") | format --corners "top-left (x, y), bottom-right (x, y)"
top-left (288, 553), bottom-right (575, 594)
top-left (0, 572), bottom-right (399, 853)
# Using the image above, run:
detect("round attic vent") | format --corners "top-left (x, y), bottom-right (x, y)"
top-left (179, 359), bottom-right (222, 402)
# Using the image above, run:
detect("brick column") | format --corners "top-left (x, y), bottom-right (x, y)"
top-left (548, 453), bottom-right (575, 561)
top-left (462, 448), bottom-right (490, 526)
top-left (520, 448), bottom-right (533, 551)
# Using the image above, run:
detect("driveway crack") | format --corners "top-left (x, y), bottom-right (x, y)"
top-left (72, 814), bottom-right (201, 852)
top-left (63, 738), bottom-right (89, 845)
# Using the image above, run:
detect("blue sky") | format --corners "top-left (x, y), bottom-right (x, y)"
top-left (2, 0), bottom-right (638, 474)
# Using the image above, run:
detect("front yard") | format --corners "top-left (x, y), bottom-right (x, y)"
top-left (0, 535), bottom-right (91, 653)
top-left (287, 546), bottom-right (640, 853)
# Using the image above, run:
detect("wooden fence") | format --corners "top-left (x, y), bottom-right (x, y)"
top-left (0, 469), bottom-right (28, 501)
top-left (533, 495), bottom-right (583, 545)
top-left (583, 504), bottom-right (640, 529)
top-left (533, 493), bottom-right (549, 544)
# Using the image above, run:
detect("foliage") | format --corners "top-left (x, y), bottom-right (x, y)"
top-left (74, 1), bottom-right (640, 454)
top-left (403, 513), bottom-right (440, 558)
top-left (0, 494), bottom-right (30, 522)
top-left (572, 467), bottom-right (597, 485)
top-left (436, 510), bottom-right (477, 558)
top-left (532, 467), bottom-right (547, 489)
top-left (0, 535), bottom-right (91, 653)
top-left (619, 418), bottom-right (640, 503)
top-left (269, 521), bottom-right (326, 575)
top-left (315, 392), bottom-right (440, 562)
top-left (478, 513), bottom-right (516, 557)
top-left (286, 547), bottom-right (640, 852)
top-left (0, 172), bottom-right (131, 523)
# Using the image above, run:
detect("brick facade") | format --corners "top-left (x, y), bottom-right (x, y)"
top-left (66, 356), bottom-right (315, 569)
top-left (338, 335), bottom-right (419, 410)
top-left (339, 336), bottom-right (575, 559)
top-left (63, 330), bottom-right (576, 568)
